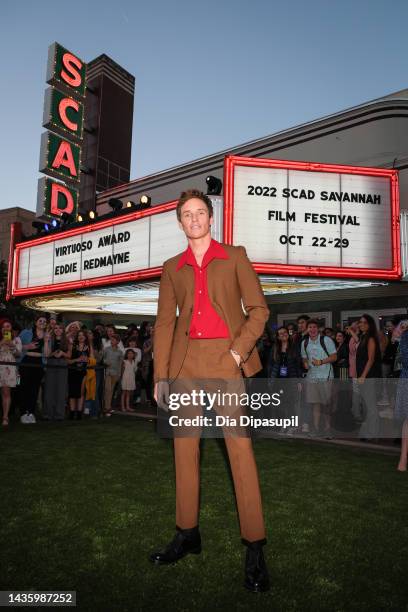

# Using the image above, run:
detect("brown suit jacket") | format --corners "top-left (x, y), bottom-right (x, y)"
top-left (153, 243), bottom-right (269, 383)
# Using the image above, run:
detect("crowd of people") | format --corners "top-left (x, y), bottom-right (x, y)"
top-left (255, 313), bottom-right (408, 469)
top-left (0, 316), bottom-right (155, 426)
top-left (1, 311), bottom-right (408, 468)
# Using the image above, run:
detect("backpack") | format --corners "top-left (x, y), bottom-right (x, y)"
top-left (302, 334), bottom-right (330, 358)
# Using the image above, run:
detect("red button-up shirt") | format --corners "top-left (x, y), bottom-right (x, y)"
top-left (176, 239), bottom-right (230, 339)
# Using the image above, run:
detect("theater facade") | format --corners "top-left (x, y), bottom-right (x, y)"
top-left (7, 86), bottom-right (408, 330)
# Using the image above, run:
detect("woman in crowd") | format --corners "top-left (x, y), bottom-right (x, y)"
top-left (331, 330), bottom-right (351, 432)
top-left (268, 326), bottom-right (302, 433)
top-left (268, 326), bottom-right (302, 379)
top-left (140, 322), bottom-right (154, 403)
top-left (19, 314), bottom-right (48, 423)
top-left (393, 320), bottom-right (408, 471)
top-left (65, 321), bottom-right (82, 343)
top-left (334, 331), bottom-right (349, 380)
top-left (378, 321), bottom-right (397, 407)
top-left (68, 329), bottom-right (92, 420)
top-left (125, 326), bottom-right (140, 347)
top-left (121, 349), bottom-right (138, 412)
top-left (0, 320), bottom-right (22, 426)
top-left (102, 325), bottom-right (125, 352)
top-left (84, 329), bottom-right (103, 418)
top-left (352, 314), bottom-right (382, 440)
top-left (124, 337), bottom-right (142, 404)
top-left (43, 322), bottom-right (69, 421)
top-left (346, 321), bottom-right (360, 379)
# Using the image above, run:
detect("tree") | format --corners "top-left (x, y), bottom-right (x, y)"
top-left (0, 260), bottom-right (32, 327)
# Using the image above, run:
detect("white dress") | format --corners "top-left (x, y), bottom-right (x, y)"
top-left (121, 360), bottom-right (137, 391)
top-left (0, 337), bottom-right (22, 388)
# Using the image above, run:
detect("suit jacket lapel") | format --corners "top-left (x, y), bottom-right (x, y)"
top-left (175, 264), bottom-right (195, 307)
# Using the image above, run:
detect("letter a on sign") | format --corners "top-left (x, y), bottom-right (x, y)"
top-left (39, 132), bottom-right (81, 183)
top-left (52, 140), bottom-right (78, 176)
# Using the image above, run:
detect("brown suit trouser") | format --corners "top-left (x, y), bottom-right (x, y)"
top-left (171, 338), bottom-right (266, 542)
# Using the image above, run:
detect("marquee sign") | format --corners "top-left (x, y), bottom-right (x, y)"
top-left (36, 43), bottom-right (86, 220)
top-left (224, 156), bottom-right (401, 280)
top-left (9, 196), bottom-right (223, 299)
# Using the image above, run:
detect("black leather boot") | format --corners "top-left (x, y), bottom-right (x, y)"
top-left (242, 538), bottom-right (270, 592)
top-left (149, 526), bottom-right (201, 565)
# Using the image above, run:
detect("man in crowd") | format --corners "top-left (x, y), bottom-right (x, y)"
top-left (301, 319), bottom-right (337, 436)
top-left (294, 315), bottom-right (310, 433)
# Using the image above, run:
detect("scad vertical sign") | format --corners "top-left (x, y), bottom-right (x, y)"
top-left (37, 43), bottom-right (86, 220)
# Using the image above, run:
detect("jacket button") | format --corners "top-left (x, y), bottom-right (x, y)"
top-left (185, 331), bottom-right (188, 336)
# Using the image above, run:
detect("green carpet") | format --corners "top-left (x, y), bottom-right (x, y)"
top-left (1, 418), bottom-right (407, 611)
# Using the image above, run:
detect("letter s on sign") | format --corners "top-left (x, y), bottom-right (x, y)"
top-left (61, 53), bottom-right (83, 88)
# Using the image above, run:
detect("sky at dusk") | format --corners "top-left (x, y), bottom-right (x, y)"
top-left (1, 0), bottom-right (408, 211)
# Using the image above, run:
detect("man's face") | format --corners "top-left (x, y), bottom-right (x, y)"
top-left (308, 323), bottom-right (319, 339)
top-left (178, 198), bottom-right (212, 239)
top-left (297, 318), bottom-right (307, 333)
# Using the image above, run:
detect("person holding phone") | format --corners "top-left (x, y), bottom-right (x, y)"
top-left (0, 320), bottom-right (22, 426)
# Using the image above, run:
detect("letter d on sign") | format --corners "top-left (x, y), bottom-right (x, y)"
top-left (50, 182), bottom-right (75, 215)
top-left (36, 177), bottom-right (79, 220)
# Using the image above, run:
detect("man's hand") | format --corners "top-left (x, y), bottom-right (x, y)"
top-left (154, 380), bottom-right (170, 411)
top-left (230, 349), bottom-right (241, 367)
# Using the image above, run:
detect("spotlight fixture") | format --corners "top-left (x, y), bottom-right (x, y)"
top-left (60, 212), bottom-right (75, 225)
top-left (139, 194), bottom-right (152, 207)
top-left (77, 210), bottom-right (98, 223)
top-left (126, 201), bottom-right (135, 208)
top-left (32, 220), bottom-right (48, 235)
top-left (206, 175), bottom-right (222, 195)
top-left (51, 219), bottom-right (59, 228)
top-left (108, 198), bottom-right (123, 211)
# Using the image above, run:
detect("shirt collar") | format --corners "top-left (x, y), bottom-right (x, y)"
top-left (176, 239), bottom-right (229, 270)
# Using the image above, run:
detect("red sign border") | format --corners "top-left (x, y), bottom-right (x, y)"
top-left (223, 155), bottom-right (401, 280)
top-left (10, 200), bottom-right (177, 298)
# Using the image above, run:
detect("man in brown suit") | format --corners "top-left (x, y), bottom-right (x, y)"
top-left (150, 189), bottom-right (270, 592)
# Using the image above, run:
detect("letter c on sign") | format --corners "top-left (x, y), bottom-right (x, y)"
top-left (61, 53), bottom-right (83, 88)
top-left (58, 98), bottom-right (79, 132)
